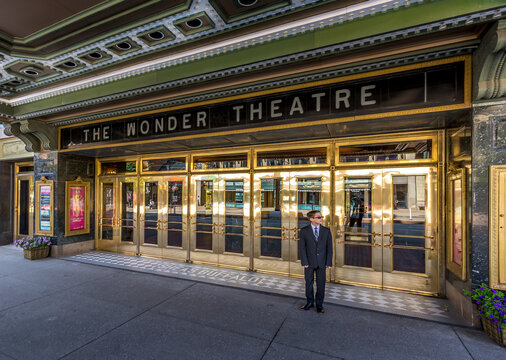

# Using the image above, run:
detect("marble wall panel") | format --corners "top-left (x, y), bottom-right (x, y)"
top-left (471, 102), bottom-right (506, 286)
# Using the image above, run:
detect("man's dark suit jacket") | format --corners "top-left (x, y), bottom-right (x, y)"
top-left (299, 224), bottom-right (333, 268)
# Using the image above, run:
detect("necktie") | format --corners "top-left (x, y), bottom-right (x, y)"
top-left (314, 226), bottom-right (319, 242)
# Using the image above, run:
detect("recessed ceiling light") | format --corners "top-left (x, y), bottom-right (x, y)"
top-left (115, 42), bottom-right (132, 51)
top-left (23, 69), bottom-right (39, 76)
top-left (63, 61), bottom-right (77, 68)
top-left (237, 0), bottom-right (258, 6)
top-left (185, 18), bottom-right (203, 29)
top-left (88, 52), bottom-right (103, 59)
top-left (148, 31), bottom-right (165, 41)
top-left (10, 80), bottom-right (21, 85)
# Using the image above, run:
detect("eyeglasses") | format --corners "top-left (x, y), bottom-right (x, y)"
top-left (313, 216), bottom-right (323, 219)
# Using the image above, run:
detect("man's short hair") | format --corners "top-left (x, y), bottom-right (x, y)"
top-left (307, 210), bottom-right (321, 219)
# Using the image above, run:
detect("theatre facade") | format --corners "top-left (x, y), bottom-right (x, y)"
top-left (0, 0), bottom-right (505, 324)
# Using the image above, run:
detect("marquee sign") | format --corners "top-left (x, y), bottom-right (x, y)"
top-left (60, 61), bottom-right (465, 150)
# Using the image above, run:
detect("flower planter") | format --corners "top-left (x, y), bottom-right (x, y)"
top-left (23, 246), bottom-right (50, 260)
top-left (481, 313), bottom-right (506, 346)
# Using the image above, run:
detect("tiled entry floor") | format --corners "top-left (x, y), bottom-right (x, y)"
top-left (66, 251), bottom-right (469, 327)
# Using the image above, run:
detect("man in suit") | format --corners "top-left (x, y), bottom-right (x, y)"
top-left (299, 210), bottom-right (333, 313)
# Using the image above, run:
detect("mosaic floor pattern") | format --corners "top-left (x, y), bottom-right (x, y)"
top-left (66, 251), bottom-right (469, 326)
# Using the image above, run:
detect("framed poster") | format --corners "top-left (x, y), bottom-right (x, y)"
top-left (65, 177), bottom-right (91, 236)
top-left (446, 168), bottom-right (467, 280)
top-left (35, 177), bottom-right (54, 236)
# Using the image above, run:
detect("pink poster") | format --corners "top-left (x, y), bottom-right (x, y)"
top-left (70, 186), bottom-right (85, 231)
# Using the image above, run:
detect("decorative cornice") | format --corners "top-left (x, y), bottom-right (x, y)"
top-left (3, 0), bottom-right (502, 106)
top-left (473, 19), bottom-right (506, 101)
top-left (3, 119), bottom-right (57, 151)
top-left (53, 46), bottom-right (474, 127)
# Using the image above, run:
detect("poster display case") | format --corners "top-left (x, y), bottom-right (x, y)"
top-left (35, 177), bottom-right (54, 236)
top-left (65, 177), bottom-right (91, 236)
top-left (446, 168), bottom-right (467, 280)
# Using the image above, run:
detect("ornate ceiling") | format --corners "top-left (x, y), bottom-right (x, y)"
top-left (0, 0), bottom-right (361, 98)
top-left (0, 0), bottom-right (504, 125)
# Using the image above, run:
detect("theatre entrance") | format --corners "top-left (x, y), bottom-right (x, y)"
top-left (94, 131), bottom-right (443, 295)
top-left (334, 166), bottom-right (438, 294)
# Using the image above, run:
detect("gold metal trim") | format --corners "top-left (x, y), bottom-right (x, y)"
top-left (446, 168), bottom-right (467, 280)
top-left (490, 165), bottom-right (506, 290)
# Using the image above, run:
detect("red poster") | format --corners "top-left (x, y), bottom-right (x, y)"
top-left (70, 186), bottom-right (85, 231)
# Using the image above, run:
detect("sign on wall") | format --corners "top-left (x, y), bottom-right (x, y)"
top-left (60, 60), bottom-right (467, 150)
top-left (65, 177), bottom-right (91, 236)
top-left (35, 177), bottom-right (54, 236)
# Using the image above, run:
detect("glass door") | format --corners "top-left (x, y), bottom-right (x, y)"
top-left (381, 167), bottom-right (438, 293)
top-left (334, 167), bottom-right (438, 294)
top-left (190, 173), bottom-right (250, 269)
top-left (335, 169), bottom-right (383, 287)
top-left (290, 172), bottom-right (331, 277)
top-left (253, 171), bottom-right (330, 276)
top-left (139, 176), bottom-right (188, 261)
top-left (15, 175), bottom-right (34, 240)
top-left (97, 177), bottom-right (138, 254)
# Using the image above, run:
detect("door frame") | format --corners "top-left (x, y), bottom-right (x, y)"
top-left (334, 166), bottom-right (438, 294)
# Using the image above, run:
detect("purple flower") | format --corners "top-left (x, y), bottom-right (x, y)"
top-left (476, 301), bottom-right (481, 305)
top-left (477, 315), bottom-right (481, 319)
top-left (492, 289), bottom-right (497, 294)
top-left (499, 326), bottom-right (503, 331)
top-left (490, 314), bottom-right (495, 318)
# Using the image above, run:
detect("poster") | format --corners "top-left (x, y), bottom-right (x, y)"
top-left (39, 185), bottom-right (52, 231)
top-left (69, 186), bottom-right (86, 231)
top-left (452, 179), bottom-right (462, 266)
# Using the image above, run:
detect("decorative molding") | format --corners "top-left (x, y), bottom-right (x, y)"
top-left (3, 122), bottom-right (41, 152)
top-left (473, 20), bottom-right (506, 101)
top-left (3, 119), bottom-right (57, 152)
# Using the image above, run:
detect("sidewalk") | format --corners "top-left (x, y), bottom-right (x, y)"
top-left (0, 245), bottom-right (504, 360)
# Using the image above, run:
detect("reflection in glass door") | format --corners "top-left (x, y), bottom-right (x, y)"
top-left (97, 178), bottom-right (138, 254)
top-left (335, 167), bottom-right (437, 294)
top-left (139, 176), bottom-right (187, 260)
top-left (382, 169), bottom-right (437, 293)
top-left (190, 174), bottom-right (250, 269)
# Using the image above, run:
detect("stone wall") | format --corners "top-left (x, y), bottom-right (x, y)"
top-left (471, 101), bottom-right (506, 286)
top-left (34, 151), bottom-right (95, 254)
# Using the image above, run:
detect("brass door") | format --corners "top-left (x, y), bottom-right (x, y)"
top-left (190, 173), bottom-right (250, 269)
top-left (253, 171), bottom-right (330, 276)
top-left (15, 175), bottom-right (34, 240)
top-left (335, 167), bottom-right (438, 294)
top-left (139, 176), bottom-right (188, 261)
top-left (97, 177), bottom-right (138, 254)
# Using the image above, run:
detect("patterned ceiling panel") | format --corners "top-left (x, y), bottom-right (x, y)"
top-left (210, 0), bottom-right (291, 23)
top-left (0, 0), bottom-right (345, 98)
top-left (1, 0), bottom-right (502, 107)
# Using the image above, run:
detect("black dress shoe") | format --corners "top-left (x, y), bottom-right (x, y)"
top-left (316, 307), bottom-right (325, 313)
top-left (300, 302), bottom-right (314, 310)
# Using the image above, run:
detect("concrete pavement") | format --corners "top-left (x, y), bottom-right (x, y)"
top-left (0, 245), bottom-right (504, 360)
